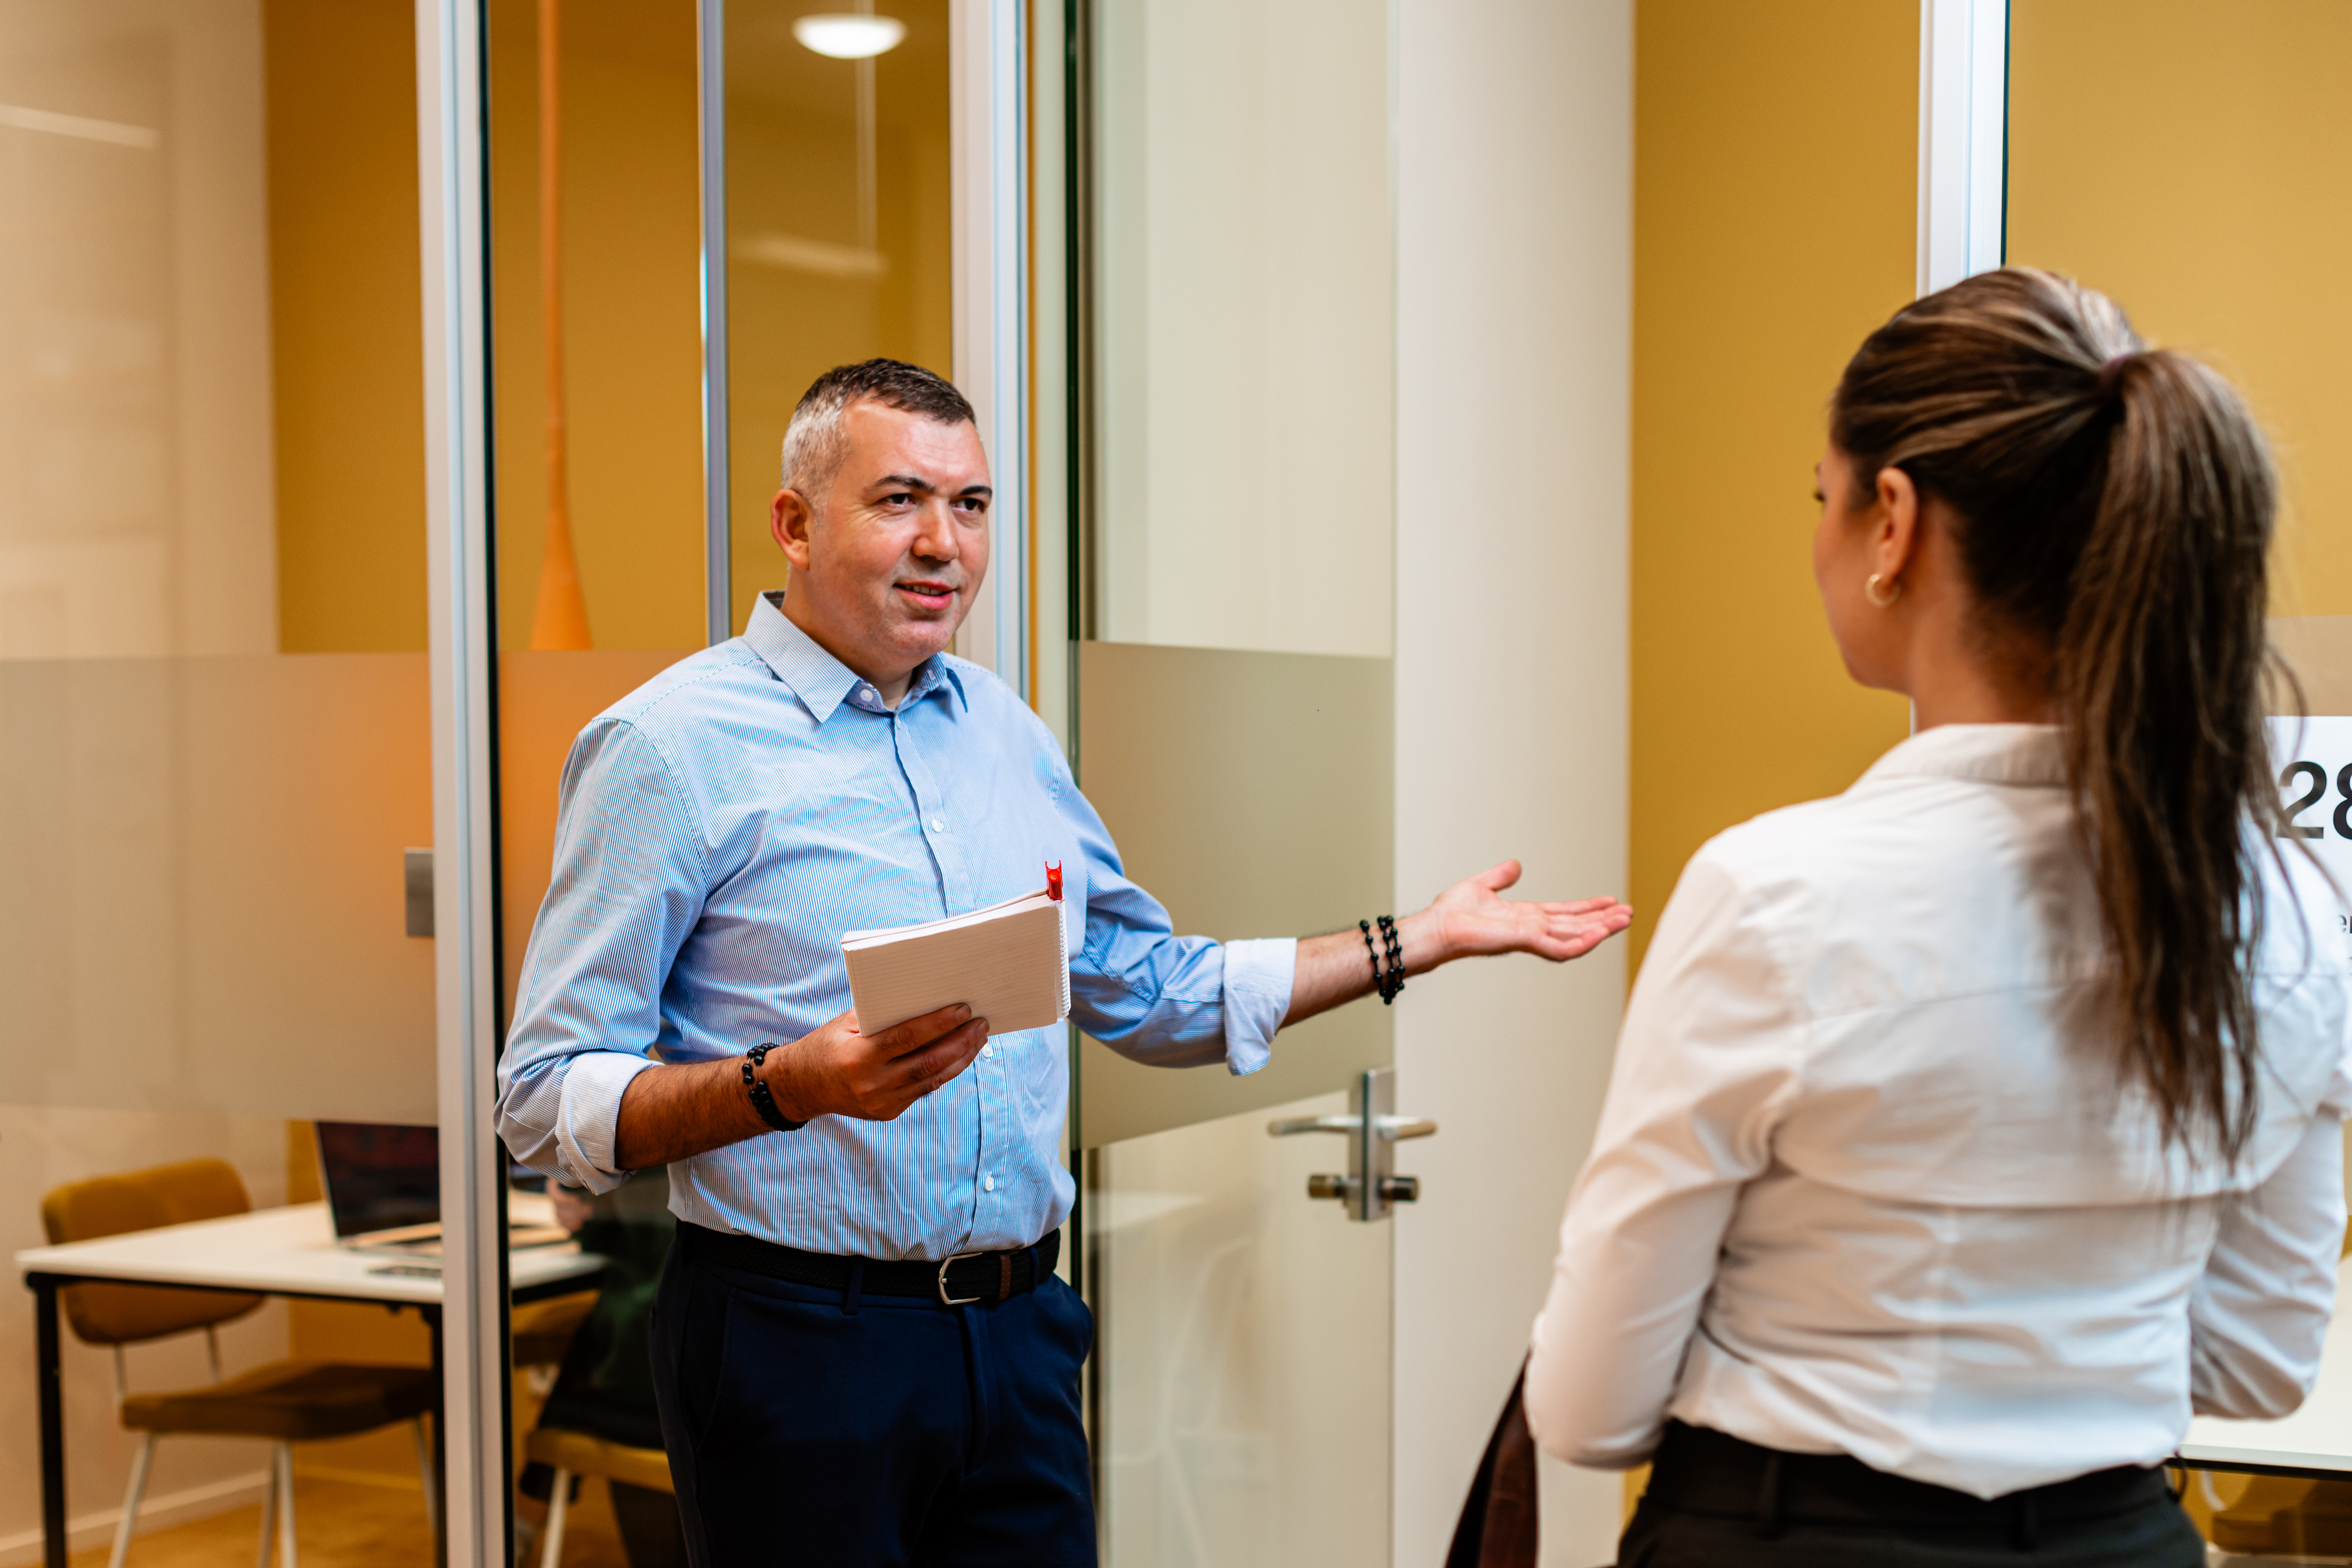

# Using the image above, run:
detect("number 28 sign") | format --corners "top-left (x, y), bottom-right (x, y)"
top-left (2270, 716), bottom-right (2352, 962)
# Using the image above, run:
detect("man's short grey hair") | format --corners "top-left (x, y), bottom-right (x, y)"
top-left (779, 359), bottom-right (977, 502)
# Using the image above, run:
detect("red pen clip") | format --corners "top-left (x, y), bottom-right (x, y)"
top-left (1045, 860), bottom-right (1063, 902)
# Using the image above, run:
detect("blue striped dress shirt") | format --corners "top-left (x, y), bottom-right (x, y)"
top-left (495, 592), bottom-right (1296, 1259)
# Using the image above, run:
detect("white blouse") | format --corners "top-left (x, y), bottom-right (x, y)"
top-left (1527, 724), bottom-right (2352, 1499)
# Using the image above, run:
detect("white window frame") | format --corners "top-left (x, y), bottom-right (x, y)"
top-left (1917, 0), bottom-right (2008, 295)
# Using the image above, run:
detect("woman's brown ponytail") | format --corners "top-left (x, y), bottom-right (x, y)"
top-left (1831, 268), bottom-right (2282, 1162)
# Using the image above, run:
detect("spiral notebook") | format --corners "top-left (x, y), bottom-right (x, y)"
top-left (841, 887), bottom-right (1071, 1038)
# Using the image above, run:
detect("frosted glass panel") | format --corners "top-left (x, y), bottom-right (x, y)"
top-left (0, 655), bottom-right (436, 1122)
top-left (1094, 1090), bottom-right (1391, 1567)
top-left (1091, 0), bottom-right (1393, 658)
top-left (1074, 642), bottom-right (1390, 1146)
top-left (498, 649), bottom-right (691, 1020)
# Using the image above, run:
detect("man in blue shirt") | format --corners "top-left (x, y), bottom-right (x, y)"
top-left (495, 359), bottom-right (1629, 1567)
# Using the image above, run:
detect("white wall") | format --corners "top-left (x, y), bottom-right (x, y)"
top-left (1391, 3), bottom-right (1633, 1566)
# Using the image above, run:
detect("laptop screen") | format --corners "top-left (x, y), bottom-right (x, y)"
top-left (316, 1121), bottom-right (439, 1239)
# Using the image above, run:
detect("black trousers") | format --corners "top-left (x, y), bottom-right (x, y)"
top-left (648, 1228), bottom-right (1097, 1568)
top-left (1618, 1421), bottom-right (2206, 1567)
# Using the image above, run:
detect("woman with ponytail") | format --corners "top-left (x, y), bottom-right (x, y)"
top-left (1526, 269), bottom-right (2349, 1565)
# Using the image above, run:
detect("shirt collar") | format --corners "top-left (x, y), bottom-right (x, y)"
top-left (1858, 723), bottom-right (2067, 789)
top-left (742, 590), bottom-right (968, 721)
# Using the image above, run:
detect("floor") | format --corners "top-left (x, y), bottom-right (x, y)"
top-left (78, 1475), bottom-right (631, 1568)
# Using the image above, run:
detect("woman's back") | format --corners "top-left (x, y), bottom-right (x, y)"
top-left (1533, 268), bottom-right (2341, 1564)
top-left (1576, 723), bottom-right (2349, 1497)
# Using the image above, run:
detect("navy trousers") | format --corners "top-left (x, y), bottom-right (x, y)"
top-left (648, 1230), bottom-right (1097, 1568)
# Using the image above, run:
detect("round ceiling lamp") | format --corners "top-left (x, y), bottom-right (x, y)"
top-left (792, 14), bottom-right (907, 59)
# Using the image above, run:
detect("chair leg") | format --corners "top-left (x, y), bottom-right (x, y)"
top-left (254, 1447), bottom-right (277, 1568)
top-left (538, 1468), bottom-right (572, 1568)
top-left (106, 1432), bottom-right (156, 1568)
top-left (274, 1442), bottom-right (299, 1568)
top-left (413, 1417), bottom-right (439, 1543)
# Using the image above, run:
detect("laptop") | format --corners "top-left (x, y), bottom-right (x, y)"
top-left (316, 1122), bottom-right (571, 1258)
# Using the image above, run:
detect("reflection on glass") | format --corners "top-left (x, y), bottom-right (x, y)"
top-left (2010, 2), bottom-right (2352, 1553)
top-left (1090, 0), bottom-right (1393, 659)
top-left (723, 0), bottom-right (953, 634)
top-left (0, 0), bottom-right (443, 1548)
top-left (488, 0), bottom-right (706, 653)
top-left (1094, 1092), bottom-right (1391, 1567)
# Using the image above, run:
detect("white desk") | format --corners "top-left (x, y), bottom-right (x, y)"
top-left (2181, 1258), bottom-right (2352, 1476)
top-left (15, 1199), bottom-right (603, 1305)
top-left (17, 1201), bottom-right (606, 1568)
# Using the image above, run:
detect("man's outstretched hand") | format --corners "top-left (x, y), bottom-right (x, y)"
top-left (1410, 860), bottom-right (1631, 965)
top-left (1281, 860), bottom-right (1631, 1027)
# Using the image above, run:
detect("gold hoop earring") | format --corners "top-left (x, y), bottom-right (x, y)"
top-left (1865, 573), bottom-right (1902, 608)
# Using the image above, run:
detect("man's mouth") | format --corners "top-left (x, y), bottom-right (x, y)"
top-left (895, 580), bottom-right (959, 611)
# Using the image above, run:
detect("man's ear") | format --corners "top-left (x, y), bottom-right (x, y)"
top-left (771, 488), bottom-right (816, 573)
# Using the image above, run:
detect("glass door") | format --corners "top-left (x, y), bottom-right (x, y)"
top-left (1, 0), bottom-right (451, 1556)
top-left (1065, 0), bottom-right (1403, 1559)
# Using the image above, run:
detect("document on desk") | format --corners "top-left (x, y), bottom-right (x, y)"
top-left (842, 888), bottom-right (1071, 1038)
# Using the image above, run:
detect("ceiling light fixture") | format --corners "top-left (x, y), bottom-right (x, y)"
top-left (792, 14), bottom-right (907, 59)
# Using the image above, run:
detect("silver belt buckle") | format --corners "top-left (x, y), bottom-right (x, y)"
top-left (936, 1250), bottom-right (986, 1306)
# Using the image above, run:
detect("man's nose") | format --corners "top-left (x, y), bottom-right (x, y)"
top-left (910, 500), bottom-right (960, 561)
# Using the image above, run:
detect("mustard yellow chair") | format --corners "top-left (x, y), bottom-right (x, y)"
top-left (526, 1426), bottom-right (673, 1568)
top-left (43, 1158), bottom-right (438, 1568)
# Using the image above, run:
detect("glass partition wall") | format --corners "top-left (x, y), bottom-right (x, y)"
top-left (1069, 0), bottom-right (1399, 1559)
top-left (0, 0), bottom-right (446, 1557)
top-left (478, 0), bottom-right (958, 1562)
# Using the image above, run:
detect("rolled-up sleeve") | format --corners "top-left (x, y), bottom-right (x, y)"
top-left (1052, 751), bottom-right (1297, 1076)
top-left (496, 720), bottom-right (710, 1192)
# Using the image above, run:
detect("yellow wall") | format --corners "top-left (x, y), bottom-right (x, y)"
top-left (265, 0), bottom-right (429, 652)
top-left (1628, 0), bottom-right (1918, 970)
top-left (2007, 0), bottom-right (2352, 618)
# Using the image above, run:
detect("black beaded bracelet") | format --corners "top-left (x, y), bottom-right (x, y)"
top-left (1360, 916), bottom-right (1407, 1005)
top-left (743, 1043), bottom-right (809, 1132)
top-left (1376, 914), bottom-right (1406, 1003)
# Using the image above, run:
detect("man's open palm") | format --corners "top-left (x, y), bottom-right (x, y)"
top-left (1427, 860), bottom-right (1630, 963)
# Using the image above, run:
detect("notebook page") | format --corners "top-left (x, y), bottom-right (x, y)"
top-left (843, 897), bottom-right (1070, 1037)
top-left (841, 887), bottom-right (1048, 948)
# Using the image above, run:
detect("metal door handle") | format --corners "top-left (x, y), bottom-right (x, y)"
top-left (1268, 1068), bottom-right (1430, 1221)
top-left (1269, 1114), bottom-right (1437, 1141)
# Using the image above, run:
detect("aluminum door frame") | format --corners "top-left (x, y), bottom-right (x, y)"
top-left (415, 1), bottom-right (504, 1565)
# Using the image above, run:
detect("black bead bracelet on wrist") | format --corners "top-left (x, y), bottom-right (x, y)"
top-left (1359, 916), bottom-right (1407, 1005)
top-left (743, 1043), bottom-right (809, 1132)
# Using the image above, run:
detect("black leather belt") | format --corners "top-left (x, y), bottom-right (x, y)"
top-left (680, 1221), bottom-right (1060, 1307)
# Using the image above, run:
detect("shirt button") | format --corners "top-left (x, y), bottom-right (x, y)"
top-left (928, 818), bottom-right (945, 833)
top-left (859, 685), bottom-right (876, 701)
top-left (984, 1175), bottom-right (996, 1192)
top-left (981, 1042), bottom-right (993, 1058)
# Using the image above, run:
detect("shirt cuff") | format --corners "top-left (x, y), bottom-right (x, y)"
top-left (1220, 937), bottom-right (1297, 1076)
top-left (556, 1051), bottom-right (659, 1192)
